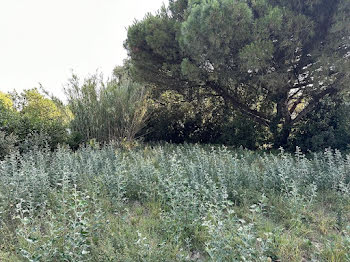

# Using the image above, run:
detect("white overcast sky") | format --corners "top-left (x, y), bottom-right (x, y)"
top-left (0, 0), bottom-right (166, 99)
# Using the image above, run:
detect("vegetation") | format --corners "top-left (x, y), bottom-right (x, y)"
top-left (1, 144), bottom-right (350, 261)
top-left (292, 99), bottom-right (350, 152)
top-left (0, 89), bottom-right (69, 156)
top-left (126, 0), bottom-right (350, 148)
top-left (64, 70), bottom-right (148, 145)
top-left (143, 90), bottom-right (266, 148)
top-left (1, 0), bottom-right (350, 260)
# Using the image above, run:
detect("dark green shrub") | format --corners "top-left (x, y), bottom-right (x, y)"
top-left (142, 91), bottom-right (267, 149)
top-left (0, 131), bottom-right (17, 159)
top-left (292, 100), bottom-right (350, 152)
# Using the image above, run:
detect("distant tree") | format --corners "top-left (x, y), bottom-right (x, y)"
top-left (0, 94), bottom-right (18, 158)
top-left (0, 89), bottom-right (69, 152)
top-left (0, 91), bottom-right (18, 133)
top-left (16, 89), bottom-right (66, 122)
top-left (126, 0), bottom-right (350, 148)
top-left (0, 91), bottom-right (14, 110)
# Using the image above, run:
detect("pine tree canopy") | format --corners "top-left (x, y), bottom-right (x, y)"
top-left (125, 0), bottom-right (350, 147)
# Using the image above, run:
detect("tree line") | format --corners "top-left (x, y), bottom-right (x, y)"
top-left (1, 0), bottom-right (349, 156)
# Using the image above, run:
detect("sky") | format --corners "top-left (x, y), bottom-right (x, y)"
top-left (0, 0), bottom-right (166, 99)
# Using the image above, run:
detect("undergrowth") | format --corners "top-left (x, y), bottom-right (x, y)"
top-left (1, 144), bottom-right (350, 261)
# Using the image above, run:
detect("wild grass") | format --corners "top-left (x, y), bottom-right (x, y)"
top-left (1, 144), bottom-right (350, 261)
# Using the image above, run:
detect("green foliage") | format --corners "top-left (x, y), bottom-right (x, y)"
top-left (0, 94), bottom-right (18, 133)
top-left (0, 131), bottom-right (17, 159)
top-left (143, 90), bottom-right (224, 143)
top-left (0, 91), bottom-right (14, 110)
top-left (143, 90), bottom-right (266, 148)
top-left (18, 89), bottom-right (65, 121)
top-left (0, 89), bottom-right (68, 156)
top-left (203, 211), bottom-right (273, 261)
top-left (126, 0), bottom-right (350, 148)
top-left (65, 70), bottom-right (148, 144)
top-left (292, 100), bottom-right (350, 152)
top-left (181, 0), bottom-right (254, 67)
top-left (1, 144), bottom-right (350, 260)
top-left (218, 113), bottom-right (268, 149)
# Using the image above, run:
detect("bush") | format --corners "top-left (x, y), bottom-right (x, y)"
top-left (65, 72), bottom-right (148, 144)
top-left (142, 90), bottom-right (223, 143)
top-left (142, 90), bottom-right (267, 149)
top-left (0, 89), bottom-right (69, 155)
top-left (292, 100), bottom-right (350, 152)
top-left (0, 131), bottom-right (17, 159)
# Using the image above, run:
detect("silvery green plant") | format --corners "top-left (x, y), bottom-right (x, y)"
top-left (203, 209), bottom-right (273, 262)
top-left (1, 143), bottom-right (350, 260)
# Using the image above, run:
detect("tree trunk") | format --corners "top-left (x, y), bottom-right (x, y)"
top-left (272, 123), bottom-right (292, 149)
top-left (270, 93), bottom-right (292, 148)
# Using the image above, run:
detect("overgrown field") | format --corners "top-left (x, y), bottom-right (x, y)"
top-left (1, 144), bottom-right (350, 261)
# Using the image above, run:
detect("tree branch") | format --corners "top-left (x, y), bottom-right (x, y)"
top-left (289, 95), bottom-right (304, 115)
top-left (291, 87), bottom-right (339, 124)
top-left (208, 81), bottom-right (271, 127)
